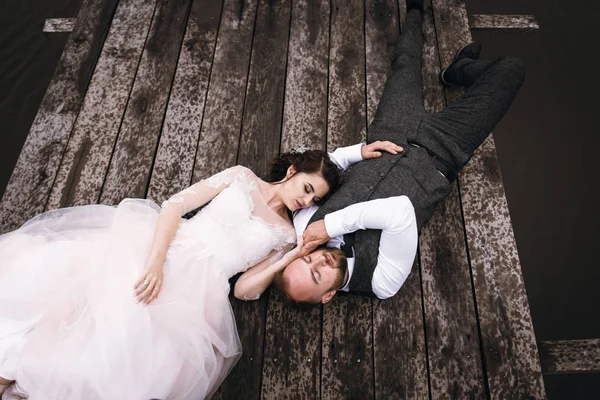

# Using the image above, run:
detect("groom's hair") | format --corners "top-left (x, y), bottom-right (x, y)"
top-left (274, 247), bottom-right (348, 309)
top-left (269, 150), bottom-right (341, 204)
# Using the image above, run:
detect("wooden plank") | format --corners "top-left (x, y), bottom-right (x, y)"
top-left (237, 0), bottom-right (292, 177)
top-left (539, 339), bottom-right (600, 374)
top-left (0, 0), bottom-right (119, 232)
top-left (327, 0), bottom-right (366, 149)
top-left (98, 0), bottom-right (194, 204)
top-left (262, 291), bottom-right (323, 399)
top-left (224, 2), bottom-right (294, 397)
top-left (322, 1), bottom-right (373, 399)
top-left (193, 1), bottom-right (260, 398)
top-left (98, 0), bottom-right (193, 204)
top-left (398, 0), bottom-right (406, 33)
top-left (43, 18), bottom-right (76, 33)
top-left (365, 0), bottom-right (398, 125)
top-left (233, 1), bottom-right (295, 398)
top-left (418, 3), bottom-right (486, 398)
top-left (261, 0), bottom-right (330, 398)
top-left (322, 294), bottom-right (373, 399)
top-left (46, 0), bottom-right (160, 209)
top-left (431, 0), bottom-right (546, 398)
top-left (469, 14), bottom-right (539, 30)
top-left (280, 0), bottom-right (329, 152)
top-left (367, 1), bottom-right (427, 399)
top-left (191, 0), bottom-right (258, 182)
top-left (146, 0), bottom-right (223, 204)
top-left (374, 266), bottom-right (427, 398)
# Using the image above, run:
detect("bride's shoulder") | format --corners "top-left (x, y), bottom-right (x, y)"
top-left (229, 165), bottom-right (259, 180)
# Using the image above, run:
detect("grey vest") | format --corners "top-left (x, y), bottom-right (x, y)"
top-left (309, 146), bottom-right (451, 297)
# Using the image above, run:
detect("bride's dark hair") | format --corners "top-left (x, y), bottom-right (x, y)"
top-left (269, 150), bottom-right (341, 204)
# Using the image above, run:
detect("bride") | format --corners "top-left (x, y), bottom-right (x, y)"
top-left (0, 150), bottom-right (340, 400)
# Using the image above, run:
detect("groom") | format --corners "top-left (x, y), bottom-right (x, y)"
top-left (277, 0), bottom-right (525, 304)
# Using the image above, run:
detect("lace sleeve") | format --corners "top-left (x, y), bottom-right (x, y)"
top-left (269, 226), bottom-right (297, 265)
top-left (160, 165), bottom-right (253, 217)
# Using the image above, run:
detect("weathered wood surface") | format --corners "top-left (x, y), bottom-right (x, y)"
top-left (46, 0), bottom-right (159, 209)
top-left (202, 1), bottom-right (261, 398)
top-left (323, 295), bottom-right (374, 399)
top-left (280, 0), bottom-right (329, 152)
top-left (470, 14), bottom-right (539, 30)
top-left (43, 18), bottom-right (76, 33)
top-left (431, 0), bottom-right (546, 398)
top-left (0, 0), bottom-right (119, 232)
top-left (374, 268), bottom-right (428, 399)
top-left (191, 0), bottom-right (258, 182)
top-left (238, 0), bottom-right (292, 177)
top-left (327, 0), bottom-right (366, 149)
top-left (365, 0), bottom-right (398, 125)
top-left (418, 3), bottom-right (486, 398)
top-left (261, 1), bottom-right (329, 398)
top-left (262, 291), bottom-right (322, 399)
top-left (146, 0), bottom-right (223, 203)
top-left (4, 0), bottom-right (548, 397)
top-left (100, 0), bottom-right (193, 204)
top-left (322, 1), bottom-right (373, 399)
top-left (539, 339), bottom-right (600, 374)
top-left (233, 1), bottom-right (294, 398)
top-left (366, 1), bottom-right (427, 399)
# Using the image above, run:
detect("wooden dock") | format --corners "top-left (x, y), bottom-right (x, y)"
top-left (0, 0), bottom-right (551, 398)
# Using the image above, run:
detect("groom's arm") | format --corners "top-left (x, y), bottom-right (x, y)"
top-left (328, 141), bottom-right (404, 171)
top-left (304, 196), bottom-right (418, 299)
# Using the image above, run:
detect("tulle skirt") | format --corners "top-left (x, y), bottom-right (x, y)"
top-left (0, 199), bottom-right (241, 399)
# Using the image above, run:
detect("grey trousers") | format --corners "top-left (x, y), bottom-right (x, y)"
top-left (368, 9), bottom-right (526, 173)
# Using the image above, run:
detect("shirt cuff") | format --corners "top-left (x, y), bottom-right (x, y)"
top-left (345, 143), bottom-right (365, 165)
top-left (324, 211), bottom-right (347, 239)
top-left (328, 142), bottom-right (365, 170)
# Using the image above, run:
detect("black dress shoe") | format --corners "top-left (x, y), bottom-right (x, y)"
top-left (406, 0), bottom-right (424, 11)
top-left (439, 42), bottom-right (482, 85)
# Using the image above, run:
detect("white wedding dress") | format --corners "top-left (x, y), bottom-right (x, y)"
top-left (0, 166), bottom-right (295, 400)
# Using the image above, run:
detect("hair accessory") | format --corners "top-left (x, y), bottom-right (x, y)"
top-left (291, 145), bottom-right (309, 154)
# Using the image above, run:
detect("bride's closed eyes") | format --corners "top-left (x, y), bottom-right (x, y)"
top-left (304, 183), bottom-right (323, 203)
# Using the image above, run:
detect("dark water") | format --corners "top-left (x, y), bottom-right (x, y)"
top-left (466, 0), bottom-right (600, 396)
top-left (1, 0), bottom-right (599, 397)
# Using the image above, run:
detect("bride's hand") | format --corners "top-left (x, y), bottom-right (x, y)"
top-left (134, 258), bottom-right (164, 305)
top-left (285, 237), bottom-right (308, 261)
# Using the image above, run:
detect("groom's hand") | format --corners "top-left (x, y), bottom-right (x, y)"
top-left (303, 220), bottom-right (330, 251)
top-left (361, 141), bottom-right (404, 159)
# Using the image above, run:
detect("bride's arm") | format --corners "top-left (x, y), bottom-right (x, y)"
top-left (234, 239), bottom-right (305, 301)
top-left (135, 166), bottom-right (251, 304)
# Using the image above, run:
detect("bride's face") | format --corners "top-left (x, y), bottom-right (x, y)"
top-left (281, 168), bottom-right (330, 211)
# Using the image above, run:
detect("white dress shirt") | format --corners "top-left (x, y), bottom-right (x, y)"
top-left (293, 144), bottom-right (418, 299)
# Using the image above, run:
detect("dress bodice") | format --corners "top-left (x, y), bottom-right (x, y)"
top-left (162, 166), bottom-right (296, 278)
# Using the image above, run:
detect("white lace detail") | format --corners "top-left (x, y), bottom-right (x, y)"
top-left (160, 166), bottom-right (253, 216)
top-left (160, 186), bottom-right (197, 209)
top-left (160, 165), bottom-right (296, 279)
top-left (205, 166), bottom-right (247, 188)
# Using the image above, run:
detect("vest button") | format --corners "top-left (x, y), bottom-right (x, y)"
top-left (389, 158), bottom-right (396, 163)
top-left (369, 185), bottom-right (374, 190)
top-left (379, 172), bottom-right (385, 177)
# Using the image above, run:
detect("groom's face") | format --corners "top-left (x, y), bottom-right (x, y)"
top-left (281, 248), bottom-right (346, 304)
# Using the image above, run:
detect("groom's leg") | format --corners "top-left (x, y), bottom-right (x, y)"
top-left (368, 8), bottom-right (426, 144)
top-left (417, 55), bottom-right (526, 170)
